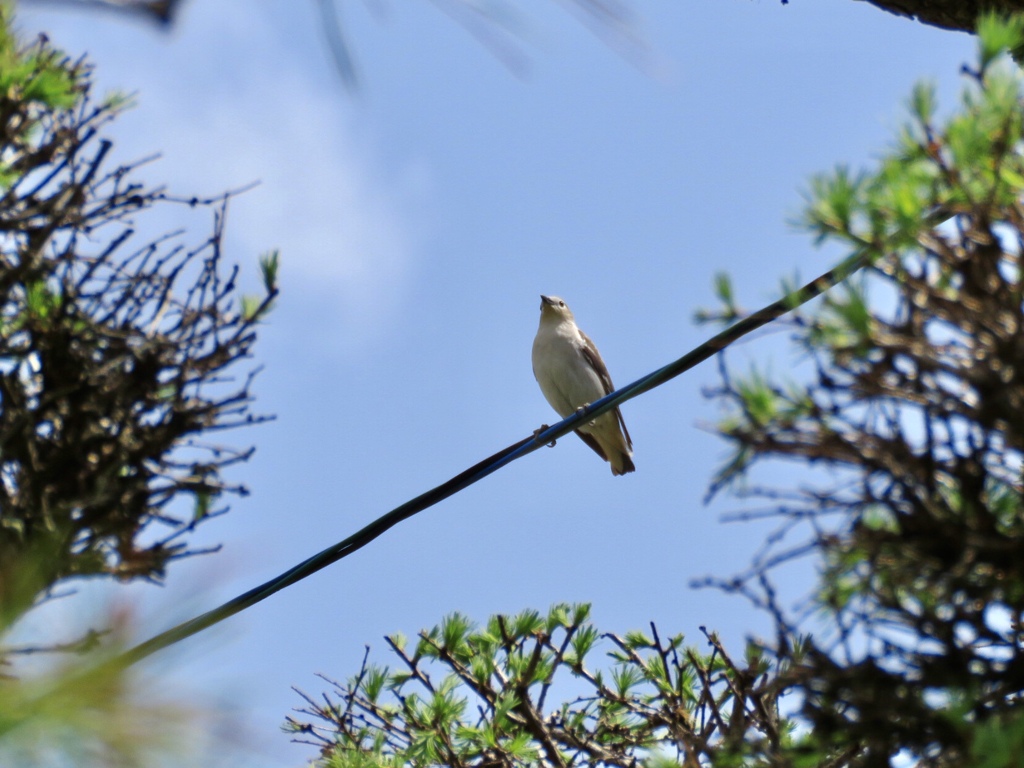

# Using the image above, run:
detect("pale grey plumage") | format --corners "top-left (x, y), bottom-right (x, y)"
top-left (532, 295), bottom-right (635, 476)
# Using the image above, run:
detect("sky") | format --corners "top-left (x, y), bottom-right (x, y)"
top-left (10, 1), bottom-right (978, 765)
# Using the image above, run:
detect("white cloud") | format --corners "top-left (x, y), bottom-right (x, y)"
top-left (151, 76), bottom-right (429, 349)
top-left (21, 0), bottom-right (429, 351)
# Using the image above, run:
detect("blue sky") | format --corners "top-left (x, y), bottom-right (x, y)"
top-left (12, 1), bottom-right (976, 765)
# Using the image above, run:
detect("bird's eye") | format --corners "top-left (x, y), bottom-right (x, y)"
top-left (558, 301), bottom-right (565, 307)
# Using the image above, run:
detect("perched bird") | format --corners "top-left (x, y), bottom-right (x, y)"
top-left (532, 295), bottom-right (635, 476)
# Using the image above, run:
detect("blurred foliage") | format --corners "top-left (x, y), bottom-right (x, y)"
top-left (0, 8), bottom-right (274, 765)
top-left (0, 608), bottom-right (194, 766)
top-left (20, 0), bottom-right (646, 89)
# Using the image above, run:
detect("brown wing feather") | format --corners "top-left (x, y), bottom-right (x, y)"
top-left (579, 330), bottom-right (632, 450)
top-left (578, 330), bottom-right (616, 396)
top-left (574, 429), bottom-right (608, 461)
top-left (615, 407), bottom-right (633, 450)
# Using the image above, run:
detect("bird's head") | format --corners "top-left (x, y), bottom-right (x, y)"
top-left (539, 294), bottom-right (574, 323)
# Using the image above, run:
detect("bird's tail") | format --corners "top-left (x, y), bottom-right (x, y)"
top-left (610, 451), bottom-right (636, 476)
top-left (575, 427), bottom-right (635, 476)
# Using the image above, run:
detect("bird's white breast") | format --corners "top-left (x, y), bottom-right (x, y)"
top-left (532, 321), bottom-right (606, 418)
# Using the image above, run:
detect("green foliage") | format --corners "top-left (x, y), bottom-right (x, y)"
top-left (288, 604), bottom-right (799, 767)
top-left (803, 166), bottom-right (865, 243)
top-left (0, 15), bottom-right (277, 605)
top-left (0, 7), bottom-right (83, 196)
top-left (0, 9), bottom-right (77, 110)
top-left (705, 14), bottom-right (1024, 767)
top-left (0, 627), bottom-right (191, 764)
top-left (243, 249), bottom-right (281, 321)
top-left (970, 708), bottom-right (1024, 768)
top-left (261, 248), bottom-right (280, 291)
top-left (695, 272), bottom-right (744, 325)
top-left (0, 9), bottom-right (275, 766)
top-left (977, 12), bottom-right (1024, 72)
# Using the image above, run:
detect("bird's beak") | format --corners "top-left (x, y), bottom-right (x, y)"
top-left (540, 295), bottom-right (554, 305)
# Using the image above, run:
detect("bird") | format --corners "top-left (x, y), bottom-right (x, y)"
top-left (532, 294), bottom-right (635, 476)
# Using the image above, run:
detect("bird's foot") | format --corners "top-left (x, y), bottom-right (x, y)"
top-left (534, 425), bottom-right (557, 447)
top-left (576, 404), bottom-right (596, 427)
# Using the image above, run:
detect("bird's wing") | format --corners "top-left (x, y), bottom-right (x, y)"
top-left (574, 429), bottom-right (609, 461)
top-left (578, 330), bottom-right (616, 396)
top-left (615, 408), bottom-right (633, 450)
top-left (579, 329), bottom-right (632, 451)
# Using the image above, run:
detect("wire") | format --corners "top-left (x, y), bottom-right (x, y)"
top-left (72, 244), bottom-right (875, 676)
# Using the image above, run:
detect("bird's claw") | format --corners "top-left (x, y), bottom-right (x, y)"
top-left (575, 404), bottom-right (596, 427)
top-left (534, 425), bottom-right (557, 448)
